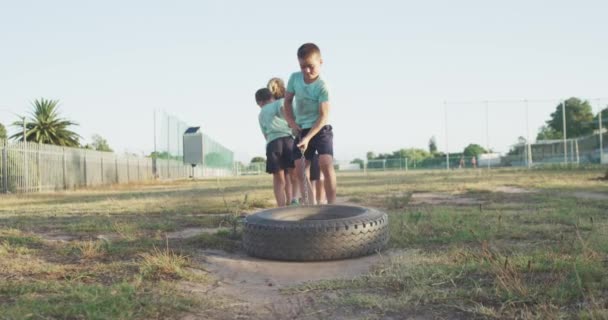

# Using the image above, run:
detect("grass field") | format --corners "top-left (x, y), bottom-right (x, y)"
top-left (1, 168), bottom-right (607, 319)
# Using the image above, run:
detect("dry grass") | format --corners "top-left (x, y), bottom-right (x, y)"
top-left (0, 169), bottom-right (607, 319)
top-left (139, 245), bottom-right (190, 280)
top-left (74, 239), bottom-right (109, 259)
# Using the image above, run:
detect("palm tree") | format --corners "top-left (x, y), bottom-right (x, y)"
top-left (10, 98), bottom-right (81, 146)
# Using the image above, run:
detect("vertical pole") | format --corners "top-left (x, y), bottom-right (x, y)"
top-left (153, 109), bottom-right (157, 157)
top-left (570, 139), bottom-right (574, 163)
top-left (37, 143), bottom-right (41, 192)
top-left (525, 100), bottom-right (532, 168)
top-left (22, 117), bottom-right (28, 192)
top-left (2, 144), bottom-right (8, 193)
top-left (598, 99), bottom-right (604, 164)
top-left (167, 114), bottom-right (170, 178)
top-left (137, 157), bottom-right (140, 181)
top-left (115, 157), bottom-right (119, 184)
top-left (405, 158), bottom-right (408, 172)
top-left (126, 156), bottom-right (130, 183)
top-left (562, 100), bottom-right (568, 164)
top-left (177, 122), bottom-right (180, 161)
top-left (101, 156), bottom-right (104, 184)
top-left (83, 150), bottom-right (88, 187)
top-left (444, 101), bottom-right (450, 170)
top-left (575, 139), bottom-right (580, 165)
top-left (62, 148), bottom-right (67, 190)
top-left (485, 101), bottom-right (490, 170)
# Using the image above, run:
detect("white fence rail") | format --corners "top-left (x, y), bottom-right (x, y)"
top-left (0, 140), bottom-right (233, 194)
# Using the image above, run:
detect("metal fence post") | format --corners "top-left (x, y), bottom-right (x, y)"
top-left (126, 156), bottom-right (130, 183)
top-left (444, 101), bottom-right (450, 171)
top-left (2, 144), bottom-right (8, 193)
top-left (37, 143), bottom-right (41, 192)
top-left (101, 156), bottom-right (104, 184)
top-left (83, 150), bottom-right (88, 187)
top-left (562, 100), bottom-right (568, 164)
top-left (405, 158), bottom-right (408, 172)
top-left (115, 157), bottom-right (119, 184)
top-left (575, 139), bottom-right (580, 165)
top-left (62, 147), bottom-right (67, 190)
top-left (525, 99), bottom-right (532, 168)
top-left (599, 99), bottom-right (604, 164)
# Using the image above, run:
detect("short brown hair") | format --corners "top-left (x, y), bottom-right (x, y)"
top-left (267, 77), bottom-right (285, 99)
top-left (297, 43), bottom-right (321, 59)
top-left (255, 88), bottom-right (273, 103)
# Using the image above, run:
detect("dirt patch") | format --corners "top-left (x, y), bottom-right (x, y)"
top-left (190, 249), bottom-right (412, 317)
top-left (39, 234), bottom-right (77, 242)
top-left (410, 192), bottom-right (482, 205)
top-left (492, 186), bottom-right (534, 194)
top-left (571, 191), bottom-right (608, 201)
top-left (38, 232), bottom-right (121, 243)
top-left (167, 227), bottom-right (229, 239)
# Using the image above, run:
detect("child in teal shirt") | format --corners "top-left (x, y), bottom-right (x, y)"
top-left (284, 43), bottom-right (337, 204)
top-left (256, 88), bottom-right (295, 207)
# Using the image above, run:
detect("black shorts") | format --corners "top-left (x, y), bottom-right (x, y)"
top-left (294, 125), bottom-right (334, 161)
top-left (310, 153), bottom-right (321, 181)
top-left (266, 136), bottom-right (295, 174)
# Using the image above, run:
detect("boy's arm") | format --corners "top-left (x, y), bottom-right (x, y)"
top-left (297, 101), bottom-right (330, 151)
top-left (283, 92), bottom-right (301, 132)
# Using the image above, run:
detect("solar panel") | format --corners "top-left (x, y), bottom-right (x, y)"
top-left (184, 126), bottom-right (200, 134)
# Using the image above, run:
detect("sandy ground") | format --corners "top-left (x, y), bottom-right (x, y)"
top-left (410, 192), bottom-right (482, 205)
top-left (184, 248), bottom-right (408, 319)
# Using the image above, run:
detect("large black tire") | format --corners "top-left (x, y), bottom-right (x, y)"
top-left (243, 205), bottom-right (389, 261)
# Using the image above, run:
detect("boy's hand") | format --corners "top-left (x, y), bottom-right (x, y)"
top-left (288, 121), bottom-right (302, 134)
top-left (297, 137), bottom-right (310, 153)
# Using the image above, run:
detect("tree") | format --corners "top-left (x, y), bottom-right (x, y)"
top-left (536, 125), bottom-right (561, 141)
top-left (390, 148), bottom-right (431, 163)
top-left (463, 144), bottom-right (487, 157)
top-left (10, 98), bottom-right (81, 146)
top-left (85, 134), bottom-right (113, 152)
top-left (350, 158), bottom-right (364, 169)
top-left (428, 136), bottom-right (438, 154)
top-left (0, 123), bottom-right (6, 140)
top-left (366, 151), bottom-right (375, 160)
top-left (592, 107), bottom-right (608, 130)
top-left (545, 97), bottom-right (594, 139)
top-left (250, 156), bottom-right (266, 164)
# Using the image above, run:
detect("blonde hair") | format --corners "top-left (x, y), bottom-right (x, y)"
top-left (267, 77), bottom-right (286, 99)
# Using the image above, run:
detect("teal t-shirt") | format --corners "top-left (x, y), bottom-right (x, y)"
top-left (258, 98), bottom-right (293, 145)
top-left (286, 72), bottom-right (330, 129)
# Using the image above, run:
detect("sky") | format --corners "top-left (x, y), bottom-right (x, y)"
top-left (1, 0), bottom-right (607, 163)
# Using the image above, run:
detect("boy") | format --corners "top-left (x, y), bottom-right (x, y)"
top-left (267, 77), bottom-right (300, 205)
top-left (255, 88), bottom-right (295, 207)
top-left (284, 43), bottom-right (337, 204)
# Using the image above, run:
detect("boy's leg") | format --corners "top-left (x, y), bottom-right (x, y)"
top-left (309, 125), bottom-right (336, 204)
top-left (316, 173), bottom-right (326, 204)
top-left (319, 154), bottom-right (336, 204)
top-left (273, 170), bottom-right (287, 207)
top-left (288, 167), bottom-right (300, 203)
top-left (283, 170), bottom-right (292, 203)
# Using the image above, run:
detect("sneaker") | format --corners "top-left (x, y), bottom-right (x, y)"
top-left (290, 199), bottom-right (300, 206)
